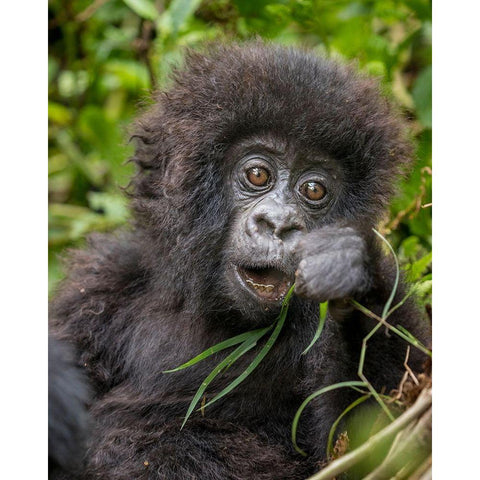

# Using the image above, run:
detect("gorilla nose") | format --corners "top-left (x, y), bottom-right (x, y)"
top-left (247, 203), bottom-right (306, 242)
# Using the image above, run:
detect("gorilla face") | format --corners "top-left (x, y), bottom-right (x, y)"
top-left (221, 134), bottom-right (344, 316)
top-left (128, 44), bottom-right (414, 323)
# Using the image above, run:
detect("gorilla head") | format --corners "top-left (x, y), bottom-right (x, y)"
top-left (129, 43), bottom-right (411, 321)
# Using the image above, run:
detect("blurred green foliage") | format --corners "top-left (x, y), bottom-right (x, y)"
top-left (48, 0), bottom-right (431, 297)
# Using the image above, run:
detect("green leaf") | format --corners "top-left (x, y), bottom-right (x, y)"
top-left (291, 381), bottom-right (368, 456)
top-left (163, 326), bottom-right (271, 373)
top-left (103, 59), bottom-right (150, 91)
top-left (408, 252), bottom-right (432, 282)
top-left (87, 192), bottom-right (129, 223)
top-left (412, 65), bottom-right (432, 128)
top-left (415, 279), bottom-right (432, 298)
top-left (48, 102), bottom-right (72, 126)
top-left (180, 331), bottom-right (267, 429)
top-left (122, 0), bottom-right (159, 21)
top-left (365, 60), bottom-right (386, 78)
top-left (76, 105), bottom-right (134, 185)
top-left (302, 301), bottom-right (328, 355)
top-left (399, 236), bottom-right (420, 259)
top-left (162, 0), bottom-right (203, 36)
top-left (202, 285), bottom-right (296, 410)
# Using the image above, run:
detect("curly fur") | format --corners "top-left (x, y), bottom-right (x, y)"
top-left (49, 42), bottom-right (429, 479)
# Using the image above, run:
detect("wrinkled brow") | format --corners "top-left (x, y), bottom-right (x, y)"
top-left (230, 134), bottom-right (288, 157)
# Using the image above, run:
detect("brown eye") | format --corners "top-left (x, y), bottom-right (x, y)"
top-left (300, 181), bottom-right (326, 202)
top-left (246, 167), bottom-right (270, 187)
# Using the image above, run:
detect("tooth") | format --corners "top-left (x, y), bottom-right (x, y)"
top-left (245, 278), bottom-right (276, 295)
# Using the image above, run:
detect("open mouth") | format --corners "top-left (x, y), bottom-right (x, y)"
top-left (236, 265), bottom-right (293, 302)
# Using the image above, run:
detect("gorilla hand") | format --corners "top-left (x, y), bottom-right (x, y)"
top-left (294, 226), bottom-right (369, 303)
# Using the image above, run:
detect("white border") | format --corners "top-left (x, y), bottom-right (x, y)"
top-left (434, 1), bottom-right (480, 477)
top-left (1, 1), bottom-right (47, 476)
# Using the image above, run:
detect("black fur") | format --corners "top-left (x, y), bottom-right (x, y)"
top-left (49, 337), bottom-right (91, 476)
top-left (49, 42), bottom-right (430, 479)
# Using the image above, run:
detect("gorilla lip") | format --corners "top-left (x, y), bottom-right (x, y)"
top-left (236, 265), bottom-right (292, 302)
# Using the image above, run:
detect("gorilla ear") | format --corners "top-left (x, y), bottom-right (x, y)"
top-left (128, 130), bottom-right (201, 204)
top-left (128, 100), bottom-right (206, 192)
top-left (128, 111), bottom-right (171, 174)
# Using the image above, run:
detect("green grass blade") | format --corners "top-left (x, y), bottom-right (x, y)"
top-left (291, 380), bottom-right (367, 456)
top-left (350, 299), bottom-right (432, 358)
top-left (372, 229), bottom-right (400, 319)
top-left (163, 326), bottom-right (271, 373)
top-left (302, 301), bottom-right (328, 355)
top-left (350, 386), bottom-right (370, 394)
top-left (357, 322), bottom-right (394, 422)
top-left (395, 325), bottom-right (432, 357)
top-left (180, 328), bottom-right (270, 429)
top-left (326, 394), bottom-right (371, 455)
top-left (385, 285), bottom-right (417, 319)
top-left (202, 284), bottom-right (296, 410)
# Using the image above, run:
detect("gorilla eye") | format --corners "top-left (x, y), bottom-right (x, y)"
top-left (300, 181), bottom-right (326, 202)
top-left (246, 167), bottom-right (270, 188)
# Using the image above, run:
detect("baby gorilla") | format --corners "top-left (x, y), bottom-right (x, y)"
top-left (49, 43), bottom-right (430, 479)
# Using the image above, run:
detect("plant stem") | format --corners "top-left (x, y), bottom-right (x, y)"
top-left (306, 389), bottom-right (432, 480)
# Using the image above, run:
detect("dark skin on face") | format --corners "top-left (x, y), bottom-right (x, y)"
top-left (225, 135), bottom-right (362, 316)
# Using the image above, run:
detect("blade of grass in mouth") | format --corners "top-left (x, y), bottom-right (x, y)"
top-left (302, 301), bottom-right (328, 356)
top-left (162, 327), bottom-right (273, 373)
top-left (180, 326), bottom-right (272, 429)
top-left (201, 284), bottom-right (296, 411)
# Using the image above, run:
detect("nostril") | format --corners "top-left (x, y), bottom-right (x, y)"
top-left (256, 217), bottom-right (276, 235)
top-left (275, 222), bottom-right (305, 242)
